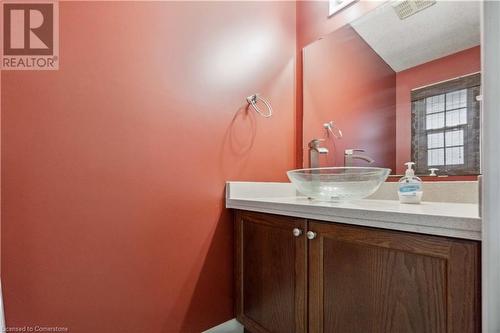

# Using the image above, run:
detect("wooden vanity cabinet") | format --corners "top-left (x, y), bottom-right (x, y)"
top-left (308, 221), bottom-right (481, 333)
top-left (235, 211), bottom-right (481, 333)
top-left (234, 211), bottom-right (308, 333)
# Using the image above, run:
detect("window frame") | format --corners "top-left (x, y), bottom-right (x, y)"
top-left (411, 73), bottom-right (481, 175)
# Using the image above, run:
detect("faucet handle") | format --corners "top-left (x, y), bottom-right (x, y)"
top-left (345, 149), bottom-right (365, 155)
top-left (323, 121), bottom-right (343, 139)
top-left (309, 139), bottom-right (325, 148)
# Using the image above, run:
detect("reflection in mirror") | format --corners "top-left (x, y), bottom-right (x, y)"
top-left (303, 0), bottom-right (481, 178)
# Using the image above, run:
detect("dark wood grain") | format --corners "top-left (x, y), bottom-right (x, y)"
top-left (235, 211), bottom-right (307, 333)
top-left (234, 211), bottom-right (480, 333)
top-left (308, 221), bottom-right (480, 333)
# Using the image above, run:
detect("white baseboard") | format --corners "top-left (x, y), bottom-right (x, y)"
top-left (202, 319), bottom-right (243, 333)
top-left (0, 280), bottom-right (4, 332)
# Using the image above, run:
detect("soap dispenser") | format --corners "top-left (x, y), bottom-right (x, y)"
top-left (398, 162), bottom-right (423, 204)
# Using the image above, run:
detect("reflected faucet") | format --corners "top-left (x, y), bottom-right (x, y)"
top-left (344, 149), bottom-right (375, 166)
top-left (309, 139), bottom-right (329, 168)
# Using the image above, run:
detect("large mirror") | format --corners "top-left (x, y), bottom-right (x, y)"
top-left (303, 0), bottom-right (481, 177)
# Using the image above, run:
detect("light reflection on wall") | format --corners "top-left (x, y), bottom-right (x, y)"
top-left (207, 28), bottom-right (276, 87)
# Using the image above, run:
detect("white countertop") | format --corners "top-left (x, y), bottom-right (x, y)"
top-left (226, 182), bottom-right (481, 241)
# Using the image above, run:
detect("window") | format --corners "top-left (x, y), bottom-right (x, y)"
top-left (411, 73), bottom-right (481, 175)
top-left (328, 0), bottom-right (356, 16)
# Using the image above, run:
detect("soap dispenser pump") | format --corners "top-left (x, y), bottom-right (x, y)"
top-left (398, 162), bottom-right (423, 204)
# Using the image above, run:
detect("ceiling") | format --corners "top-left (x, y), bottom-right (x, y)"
top-left (350, 1), bottom-right (480, 72)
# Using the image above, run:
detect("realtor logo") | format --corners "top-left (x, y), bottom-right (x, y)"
top-left (1, 0), bottom-right (59, 70)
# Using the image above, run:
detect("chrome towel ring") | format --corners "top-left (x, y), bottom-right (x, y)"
top-left (246, 94), bottom-right (273, 118)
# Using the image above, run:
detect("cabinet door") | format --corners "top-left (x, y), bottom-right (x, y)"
top-left (308, 221), bottom-right (480, 333)
top-left (235, 211), bottom-right (307, 333)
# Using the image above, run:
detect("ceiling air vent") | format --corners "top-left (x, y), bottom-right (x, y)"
top-left (392, 0), bottom-right (436, 20)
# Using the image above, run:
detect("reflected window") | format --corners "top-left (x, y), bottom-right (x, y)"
top-left (411, 73), bottom-right (481, 175)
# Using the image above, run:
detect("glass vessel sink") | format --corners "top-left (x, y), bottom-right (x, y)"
top-left (287, 167), bottom-right (391, 201)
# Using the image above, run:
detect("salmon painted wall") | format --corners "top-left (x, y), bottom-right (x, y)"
top-left (302, 26), bottom-right (396, 169)
top-left (395, 46), bottom-right (481, 173)
top-left (295, 0), bottom-right (388, 168)
top-left (1, 2), bottom-right (296, 332)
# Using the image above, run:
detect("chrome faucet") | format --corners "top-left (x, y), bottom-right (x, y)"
top-left (309, 139), bottom-right (329, 168)
top-left (344, 149), bottom-right (375, 166)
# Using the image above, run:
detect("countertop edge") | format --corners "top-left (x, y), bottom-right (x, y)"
top-left (227, 198), bottom-right (481, 241)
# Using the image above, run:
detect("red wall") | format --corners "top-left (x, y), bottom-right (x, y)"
top-left (302, 26), bottom-right (396, 170)
top-left (1, 2), bottom-right (296, 332)
top-left (395, 46), bottom-right (481, 173)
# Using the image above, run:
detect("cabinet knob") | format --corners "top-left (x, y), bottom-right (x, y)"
top-left (306, 231), bottom-right (317, 240)
top-left (292, 228), bottom-right (303, 237)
